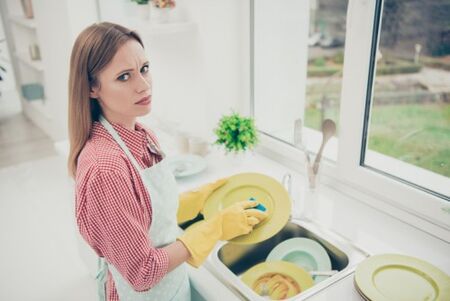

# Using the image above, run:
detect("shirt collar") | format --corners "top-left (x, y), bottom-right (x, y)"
top-left (91, 121), bottom-right (148, 159)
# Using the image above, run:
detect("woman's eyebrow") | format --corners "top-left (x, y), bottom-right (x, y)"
top-left (115, 61), bottom-right (149, 76)
top-left (115, 67), bottom-right (133, 76)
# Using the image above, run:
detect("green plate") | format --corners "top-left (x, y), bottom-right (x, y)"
top-left (266, 238), bottom-right (332, 283)
top-left (355, 254), bottom-right (450, 301)
top-left (202, 172), bottom-right (291, 244)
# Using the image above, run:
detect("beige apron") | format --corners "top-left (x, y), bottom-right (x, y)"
top-left (96, 116), bottom-right (190, 301)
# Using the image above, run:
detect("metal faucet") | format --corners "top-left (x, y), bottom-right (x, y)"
top-left (294, 118), bottom-right (317, 190)
top-left (282, 172), bottom-right (295, 219)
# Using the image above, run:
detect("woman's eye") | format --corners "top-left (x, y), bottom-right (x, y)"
top-left (141, 65), bottom-right (149, 74)
top-left (118, 73), bottom-right (130, 81)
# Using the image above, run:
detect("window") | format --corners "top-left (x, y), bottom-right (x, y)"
top-left (252, 0), bottom-right (348, 162)
top-left (363, 0), bottom-right (450, 199)
top-left (251, 0), bottom-right (450, 233)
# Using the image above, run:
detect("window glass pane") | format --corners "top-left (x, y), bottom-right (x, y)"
top-left (365, 0), bottom-right (450, 198)
top-left (252, 0), bottom-right (348, 160)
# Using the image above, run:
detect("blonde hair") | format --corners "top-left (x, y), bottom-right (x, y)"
top-left (67, 22), bottom-right (144, 178)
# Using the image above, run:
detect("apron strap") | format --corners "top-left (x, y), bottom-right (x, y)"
top-left (99, 116), bottom-right (142, 172)
top-left (96, 257), bottom-right (108, 301)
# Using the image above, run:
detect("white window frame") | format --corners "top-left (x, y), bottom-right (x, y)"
top-left (251, 0), bottom-right (450, 241)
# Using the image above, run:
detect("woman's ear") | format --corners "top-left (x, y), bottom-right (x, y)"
top-left (89, 86), bottom-right (99, 99)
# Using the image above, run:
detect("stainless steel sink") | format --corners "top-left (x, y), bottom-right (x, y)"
top-left (203, 218), bottom-right (370, 300)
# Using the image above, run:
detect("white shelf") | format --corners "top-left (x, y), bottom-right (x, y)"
top-left (135, 22), bottom-right (197, 36)
top-left (8, 15), bottom-right (36, 29)
top-left (27, 98), bottom-right (44, 105)
top-left (14, 52), bottom-right (43, 72)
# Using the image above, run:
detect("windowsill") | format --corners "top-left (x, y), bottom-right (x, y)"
top-left (261, 126), bottom-right (338, 162)
top-left (259, 129), bottom-right (450, 234)
top-left (365, 150), bottom-right (449, 197)
top-left (262, 126), bottom-right (448, 198)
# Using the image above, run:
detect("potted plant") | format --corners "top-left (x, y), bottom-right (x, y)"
top-left (213, 112), bottom-right (258, 161)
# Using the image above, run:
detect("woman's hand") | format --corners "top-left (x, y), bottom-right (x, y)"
top-left (219, 200), bottom-right (268, 240)
top-left (177, 178), bottom-right (228, 224)
top-left (177, 200), bottom-right (268, 267)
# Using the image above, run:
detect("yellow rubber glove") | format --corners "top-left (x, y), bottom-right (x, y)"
top-left (177, 178), bottom-right (228, 224)
top-left (220, 202), bottom-right (268, 241)
top-left (177, 200), bottom-right (268, 267)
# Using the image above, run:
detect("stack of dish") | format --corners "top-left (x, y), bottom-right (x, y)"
top-left (266, 237), bottom-right (333, 284)
top-left (354, 254), bottom-right (450, 301)
top-left (240, 236), bottom-right (334, 300)
top-left (200, 172), bottom-right (337, 299)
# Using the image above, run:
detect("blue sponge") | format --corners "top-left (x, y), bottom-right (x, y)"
top-left (254, 203), bottom-right (267, 212)
top-left (248, 197), bottom-right (266, 212)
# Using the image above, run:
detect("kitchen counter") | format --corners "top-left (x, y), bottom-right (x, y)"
top-left (171, 149), bottom-right (449, 300)
top-left (148, 119), bottom-right (450, 300)
top-left (55, 119), bottom-right (450, 300)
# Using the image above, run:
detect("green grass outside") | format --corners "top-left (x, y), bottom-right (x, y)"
top-left (304, 103), bottom-right (450, 177)
top-left (307, 55), bottom-right (422, 77)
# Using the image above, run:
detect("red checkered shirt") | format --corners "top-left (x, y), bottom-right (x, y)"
top-left (75, 121), bottom-right (169, 301)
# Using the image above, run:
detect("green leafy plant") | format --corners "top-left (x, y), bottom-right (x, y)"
top-left (214, 112), bottom-right (258, 153)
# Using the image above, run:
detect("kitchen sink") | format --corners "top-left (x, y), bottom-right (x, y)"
top-left (203, 218), bottom-right (370, 300)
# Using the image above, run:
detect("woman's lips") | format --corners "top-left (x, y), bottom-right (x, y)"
top-left (135, 96), bottom-right (151, 105)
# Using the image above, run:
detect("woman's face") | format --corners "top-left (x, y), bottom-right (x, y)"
top-left (90, 39), bottom-right (152, 128)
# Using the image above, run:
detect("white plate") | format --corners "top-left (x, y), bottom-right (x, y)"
top-left (165, 154), bottom-right (207, 178)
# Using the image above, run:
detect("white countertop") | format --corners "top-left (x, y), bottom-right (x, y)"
top-left (149, 120), bottom-right (450, 300)
top-left (174, 150), bottom-right (449, 300)
top-left (54, 119), bottom-right (450, 300)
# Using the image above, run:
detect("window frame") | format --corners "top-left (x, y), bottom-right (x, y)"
top-left (250, 0), bottom-right (450, 240)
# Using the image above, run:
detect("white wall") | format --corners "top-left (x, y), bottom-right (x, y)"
top-left (182, 0), bottom-right (251, 139)
top-left (253, 0), bottom-right (309, 137)
top-left (3, 0), bottom-right (249, 141)
top-left (31, 0), bottom-right (97, 141)
top-left (0, 4), bottom-right (21, 114)
top-left (98, 0), bottom-right (250, 141)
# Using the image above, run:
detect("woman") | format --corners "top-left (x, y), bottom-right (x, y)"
top-left (68, 22), bottom-right (267, 301)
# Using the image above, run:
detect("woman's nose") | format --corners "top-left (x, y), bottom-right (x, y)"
top-left (136, 73), bottom-right (151, 94)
